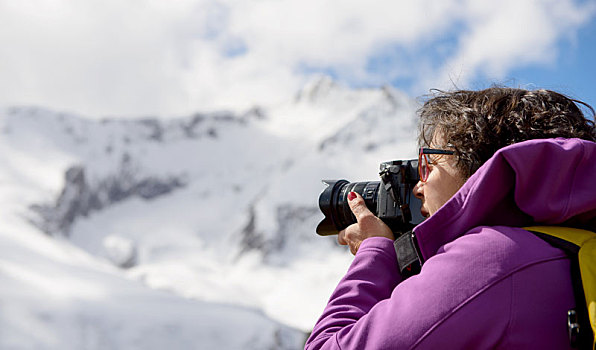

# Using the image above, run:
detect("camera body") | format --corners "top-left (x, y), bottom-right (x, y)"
top-left (316, 159), bottom-right (424, 236)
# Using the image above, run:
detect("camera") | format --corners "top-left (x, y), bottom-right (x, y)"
top-left (316, 159), bottom-right (424, 236)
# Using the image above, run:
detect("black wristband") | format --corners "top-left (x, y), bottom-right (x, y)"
top-left (394, 231), bottom-right (421, 278)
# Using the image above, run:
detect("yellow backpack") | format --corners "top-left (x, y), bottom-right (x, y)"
top-left (524, 226), bottom-right (596, 350)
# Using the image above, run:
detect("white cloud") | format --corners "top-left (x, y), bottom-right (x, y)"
top-left (0, 0), bottom-right (593, 118)
top-left (423, 0), bottom-right (596, 90)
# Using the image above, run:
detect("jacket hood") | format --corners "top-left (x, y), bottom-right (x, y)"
top-left (413, 138), bottom-right (596, 261)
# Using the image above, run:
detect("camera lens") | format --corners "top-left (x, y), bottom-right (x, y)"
top-left (316, 180), bottom-right (380, 236)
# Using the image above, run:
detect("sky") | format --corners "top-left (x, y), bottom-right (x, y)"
top-left (0, 0), bottom-right (595, 119)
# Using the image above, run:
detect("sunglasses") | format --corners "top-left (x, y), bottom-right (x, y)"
top-left (418, 147), bottom-right (455, 182)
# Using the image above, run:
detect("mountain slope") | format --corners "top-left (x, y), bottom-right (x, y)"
top-left (0, 78), bottom-right (419, 348)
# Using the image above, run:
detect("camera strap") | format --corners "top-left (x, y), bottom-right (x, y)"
top-left (394, 231), bottom-right (422, 278)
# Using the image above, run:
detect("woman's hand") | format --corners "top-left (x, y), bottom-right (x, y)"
top-left (338, 191), bottom-right (395, 255)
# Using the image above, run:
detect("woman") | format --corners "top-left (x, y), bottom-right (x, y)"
top-left (306, 87), bottom-right (596, 349)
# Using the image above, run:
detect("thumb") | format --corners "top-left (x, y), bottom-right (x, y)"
top-left (346, 191), bottom-right (394, 242)
top-left (347, 191), bottom-right (371, 221)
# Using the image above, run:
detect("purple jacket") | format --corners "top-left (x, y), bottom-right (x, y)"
top-left (306, 138), bottom-right (596, 349)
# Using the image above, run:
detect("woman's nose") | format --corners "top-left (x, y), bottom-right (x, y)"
top-left (413, 181), bottom-right (424, 199)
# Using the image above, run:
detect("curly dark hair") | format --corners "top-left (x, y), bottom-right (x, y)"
top-left (418, 87), bottom-right (596, 178)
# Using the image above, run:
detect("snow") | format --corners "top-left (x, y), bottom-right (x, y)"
top-left (0, 78), bottom-right (418, 348)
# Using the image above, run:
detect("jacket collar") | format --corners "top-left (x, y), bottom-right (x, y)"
top-left (412, 138), bottom-right (596, 261)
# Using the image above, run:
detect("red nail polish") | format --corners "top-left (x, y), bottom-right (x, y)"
top-left (348, 192), bottom-right (357, 201)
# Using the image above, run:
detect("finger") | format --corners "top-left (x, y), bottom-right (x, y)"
top-left (337, 229), bottom-right (347, 245)
top-left (350, 241), bottom-right (360, 255)
top-left (340, 225), bottom-right (360, 255)
top-left (341, 227), bottom-right (358, 255)
top-left (347, 192), bottom-right (372, 221)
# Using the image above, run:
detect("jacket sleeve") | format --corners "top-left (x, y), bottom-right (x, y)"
top-left (304, 230), bottom-right (517, 350)
top-left (304, 237), bottom-right (403, 349)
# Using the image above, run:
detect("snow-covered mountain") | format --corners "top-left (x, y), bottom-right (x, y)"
top-left (0, 77), bottom-right (419, 349)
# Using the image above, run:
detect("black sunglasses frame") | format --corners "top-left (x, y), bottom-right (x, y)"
top-left (418, 148), bottom-right (456, 182)
top-left (420, 148), bottom-right (455, 156)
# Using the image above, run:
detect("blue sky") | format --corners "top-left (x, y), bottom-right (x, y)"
top-left (0, 0), bottom-right (594, 118)
top-left (505, 18), bottom-right (596, 110)
top-left (361, 2), bottom-right (596, 114)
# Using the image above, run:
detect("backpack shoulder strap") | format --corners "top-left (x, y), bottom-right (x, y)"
top-left (524, 226), bottom-right (596, 350)
top-left (525, 226), bottom-right (595, 247)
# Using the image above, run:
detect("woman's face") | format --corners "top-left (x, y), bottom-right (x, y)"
top-left (413, 141), bottom-right (466, 218)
